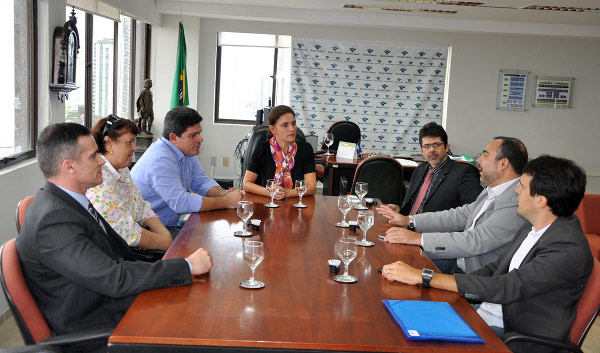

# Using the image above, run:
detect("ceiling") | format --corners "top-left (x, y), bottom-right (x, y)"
top-left (156, 0), bottom-right (600, 37)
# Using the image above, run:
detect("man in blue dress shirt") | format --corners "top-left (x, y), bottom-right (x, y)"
top-left (132, 107), bottom-right (244, 236)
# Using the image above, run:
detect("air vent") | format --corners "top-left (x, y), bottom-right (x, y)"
top-left (521, 5), bottom-right (600, 12)
top-left (343, 4), bottom-right (458, 14)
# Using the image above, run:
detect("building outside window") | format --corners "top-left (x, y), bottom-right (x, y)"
top-left (215, 32), bottom-right (290, 124)
top-left (0, 0), bottom-right (36, 169)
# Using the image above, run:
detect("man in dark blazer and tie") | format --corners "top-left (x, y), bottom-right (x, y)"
top-left (17, 123), bottom-right (214, 353)
top-left (383, 155), bottom-right (593, 353)
top-left (390, 122), bottom-right (482, 215)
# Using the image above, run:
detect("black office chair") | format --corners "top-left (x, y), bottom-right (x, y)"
top-left (320, 120), bottom-right (361, 154)
top-left (347, 156), bottom-right (405, 205)
top-left (242, 125), bottom-right (307, 186)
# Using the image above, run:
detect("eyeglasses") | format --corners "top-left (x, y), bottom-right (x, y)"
top-left (421, 142), bottom-right (444, 150)
top-left (102, 115), bottom-right (120, 137)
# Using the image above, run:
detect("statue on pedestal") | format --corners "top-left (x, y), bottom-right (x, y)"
top-left (136, 79), bottom-right (154, 135)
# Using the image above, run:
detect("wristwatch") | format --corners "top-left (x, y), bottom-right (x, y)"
top-left (408, 215), bottom-right (415, 231)
top-left (422, 269), bottom-right (434, 287)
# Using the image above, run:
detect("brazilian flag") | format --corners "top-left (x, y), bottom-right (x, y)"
top-left (170, 22), bottom-right (188, 109)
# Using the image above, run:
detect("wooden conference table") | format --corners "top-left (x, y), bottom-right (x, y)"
top-left (108, 194), bottom-right (509, 353)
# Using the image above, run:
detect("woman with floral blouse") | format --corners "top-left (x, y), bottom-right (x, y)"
top-left (86, 115), bottom-right (173, 251)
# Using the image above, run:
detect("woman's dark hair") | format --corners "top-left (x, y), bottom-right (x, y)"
top-left (91, 115), bottom-right (139, 154)
top-left (523, 155), bottom-right (586, 217)
top-left (267, 105), bottom-right (296, 138)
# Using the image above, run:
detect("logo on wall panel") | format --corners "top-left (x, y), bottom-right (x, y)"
top-left (292, 37), bottom-right (447, 155)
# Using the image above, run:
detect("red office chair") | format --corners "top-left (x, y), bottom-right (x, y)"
top-left (504, 258), bottom-right (600, 353)
top-left (0, 239), bottom-right (111, 351)
top-left (15, 196), bottom-right (35, 233)
top-left (574, 194), bottom-right (600, 260)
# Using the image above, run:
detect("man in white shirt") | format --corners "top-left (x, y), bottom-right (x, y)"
top-left (378, 137), bottom-right (529, 274)
top-left (382, 155), bottom-right (593, 353)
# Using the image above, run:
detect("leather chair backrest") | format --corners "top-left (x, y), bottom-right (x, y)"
top-left (242, 126), bottom-right (307, 187)
top-left (321, 121), bottom-right (361, 153)
top-left (0, 239), bottom-right (52, 344)
top-left (351, 156), bottom-right (404, 205)
top-left (16, 196), bottom-right (35, 233)
top-left (572, 258), bottom-right (600, 346)
top-left (574, 194), bottom-right (600, 235)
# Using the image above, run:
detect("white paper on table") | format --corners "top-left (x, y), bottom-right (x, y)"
top-left (395, 158), bottom-right (419, 167)
top-left (449, 155), bottom-right (468, 162)
top-left (336, 141), bottom-right (357, 160)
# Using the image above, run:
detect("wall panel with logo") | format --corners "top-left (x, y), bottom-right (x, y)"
top-left (290, 37), bottom-right (448, 156)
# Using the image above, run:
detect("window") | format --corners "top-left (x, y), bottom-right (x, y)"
top-left (64, 7), bottom-right (150, 128)
top-left (91, 14), bottom-right (114, 125)
top-left (0, 0), bottom-right (36, 169)
top-left (215, 32), bottom-right (291, 124)
top-left (117, 14), bottom-right (133, 119)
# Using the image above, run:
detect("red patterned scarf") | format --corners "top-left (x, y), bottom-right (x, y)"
top-left (270, 136), bottom-right (297, 189)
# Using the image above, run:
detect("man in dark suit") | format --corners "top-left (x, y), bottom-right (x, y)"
top-left (392, 122), bottom-right (482, 215)
top-left (383, 155), bottom-right (593, 353)
top-left (17, 123), bottom-right (214, 353)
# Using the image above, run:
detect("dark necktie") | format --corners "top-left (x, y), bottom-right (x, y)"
top-left (409, 168), bottom-right (434, 215)
top-left (88, 203), bottom-right (106, 233)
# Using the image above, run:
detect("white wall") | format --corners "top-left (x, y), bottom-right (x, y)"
top-left (152, 16), bottom-right (600, 191)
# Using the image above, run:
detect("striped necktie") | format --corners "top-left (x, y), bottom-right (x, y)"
top-left (87, 203), bottom-right (106, 233)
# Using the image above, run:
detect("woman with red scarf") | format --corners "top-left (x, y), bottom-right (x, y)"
top-left (243, 105), bottom-right (316, 200)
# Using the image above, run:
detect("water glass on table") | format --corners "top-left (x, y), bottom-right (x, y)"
top-left (354, 182), bottom-right (368, 210)
top-left (265, 179), bottom-right (280, 208)
top-left (323, 133), bottom-right (334, 156)
top-left (234, 201), bottom-right (254, 237)
top-left (336, 194), bottom-right (352, 227)
top-left (356, 210), bottom-right (375, 247)
top-left (333, 236), bottom-right (358, 283)
top-left (240, 240), bottom-right (265, 289)
top-left (293, 179), bottom-right (308, 208)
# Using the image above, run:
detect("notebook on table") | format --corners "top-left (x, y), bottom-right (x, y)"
top-left (382, 300), bottom-right (485, 343)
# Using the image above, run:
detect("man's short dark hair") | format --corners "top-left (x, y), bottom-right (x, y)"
top-left (523, 155), bottom-right (586, 217)
top-left (418, 122), bottom-right (448, 146)
top-left (494, 136), bottom-right (528, 175)
top-left (37, 123), bottom-right (91, 178)
top-left (162, 107), bottom-right (203, 139)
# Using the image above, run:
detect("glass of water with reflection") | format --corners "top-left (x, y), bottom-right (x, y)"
top-left (240, 241), bottom-right (265, 289)
top-left (234, 201), bottom-right (253, 237)
top-left (333, 236), bottom-right (358, 283)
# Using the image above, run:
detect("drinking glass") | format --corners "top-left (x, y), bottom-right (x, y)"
top-left (265, 179), bottom-right (280, 208)
top-left (234, 201), bottom-right (253, 236)
top-left (324, 133), bottom-right (334, 156)
top-left (293, 180), bottom-right (308, 208)
top-left (354, 182), bottom-right (368, 210)
top-left (240, 241), bottom-right (265, 289)
top-left (336, 195), bottom-right (352, 227)
top-left (333, 237), bottom-right (358, 283)
top-left (356, 210), bottom-right (375, 247)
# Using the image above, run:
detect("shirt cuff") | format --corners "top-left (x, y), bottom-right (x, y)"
top-left (184, 258), bottom-right (193, 273)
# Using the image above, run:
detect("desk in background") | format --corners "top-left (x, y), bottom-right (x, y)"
top-left (318, 155), bottom-right (419, 196)
top-left (109, 194), bottom-right (509, 353)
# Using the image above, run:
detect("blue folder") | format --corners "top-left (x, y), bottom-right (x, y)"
top-left (382, 300), bottom-right (485, 343)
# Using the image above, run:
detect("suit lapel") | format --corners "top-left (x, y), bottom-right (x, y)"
top-left (495, 225), bottom-right (532, 274)
top-left (43, 182), bottom-right (132, 253)
top-left (406, 163), bottom-right (428, 202)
